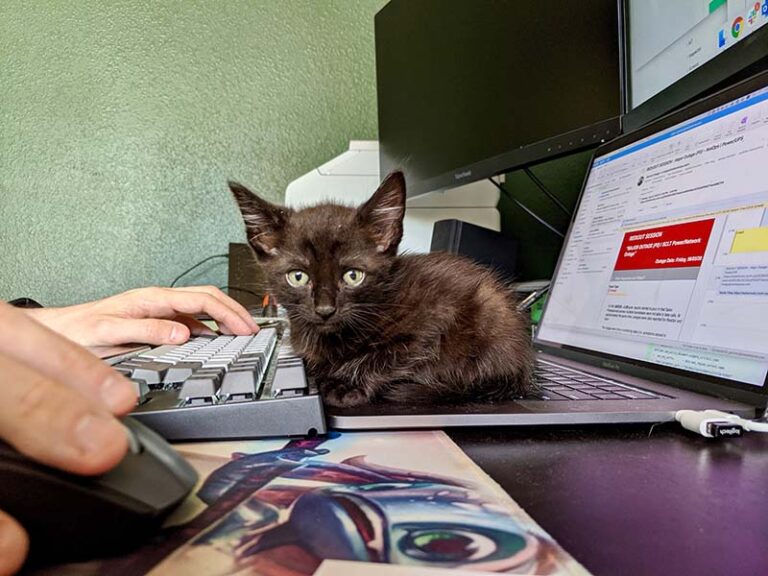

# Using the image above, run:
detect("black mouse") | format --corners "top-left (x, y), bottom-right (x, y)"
top-left (0, 416), bottom-right (198, 566)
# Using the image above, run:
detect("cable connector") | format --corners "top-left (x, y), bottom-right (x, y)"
top-left (675, 409), bottom-right (768, 438)
top-left (706, 421), bottom-right (743, 438)
top-left (675, 410), bottom-right (742, 438)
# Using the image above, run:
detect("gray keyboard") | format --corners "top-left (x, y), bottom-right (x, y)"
top-left (528, 359), bottom-right (665, 401)
top-left (112, 325), bottom-right (326, 440)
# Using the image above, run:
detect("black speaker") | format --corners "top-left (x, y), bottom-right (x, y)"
top-left (430, 220), bottom-right (518, 282)
top-left (227, 242), bottom-right (267, 311)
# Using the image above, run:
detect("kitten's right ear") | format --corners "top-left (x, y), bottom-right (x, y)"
top-left (356, 171), bottom-right (406, 255)
top-left (229, 181), bottom-right (292, 259)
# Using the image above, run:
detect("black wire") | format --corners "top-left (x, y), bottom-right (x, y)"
top-left (489, 178), bottom-right (565, 239)
top-left (170, 254), bottom-right (229, 288)
top-left (523, 167), bottom-right (572, 217)
top-left (219, 285), bottom-right (261, 299)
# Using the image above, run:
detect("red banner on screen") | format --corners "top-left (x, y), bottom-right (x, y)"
top-left (614, 219), bottom-right (715, 271)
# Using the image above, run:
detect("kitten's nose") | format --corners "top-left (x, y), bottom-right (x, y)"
top-left (315, 305), bottom-right (336, 319)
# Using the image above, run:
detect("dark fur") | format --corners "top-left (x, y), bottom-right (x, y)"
top-left (230, 172), bottom-right (533, 407)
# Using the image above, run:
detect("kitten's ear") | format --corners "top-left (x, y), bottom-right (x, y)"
top-left (356, 171), bottom-right (406, 255)
top-left (229, 181), bottom-right (292, 259)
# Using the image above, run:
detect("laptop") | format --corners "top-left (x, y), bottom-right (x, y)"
top-left (329, 69), bottom-right (768, 430)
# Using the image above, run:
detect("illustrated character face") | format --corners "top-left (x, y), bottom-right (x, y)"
top-left (244, 481), bottom-right (541, 572)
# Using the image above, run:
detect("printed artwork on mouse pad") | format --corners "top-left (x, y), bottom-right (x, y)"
top-left (50, 432), bottom-right (590, 576)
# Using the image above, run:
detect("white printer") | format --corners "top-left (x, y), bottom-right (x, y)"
top-left (284, 141), bottom-right (500, 253)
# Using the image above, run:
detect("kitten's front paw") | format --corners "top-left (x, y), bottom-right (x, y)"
top-left (322, 385), bottom-right (368, 408)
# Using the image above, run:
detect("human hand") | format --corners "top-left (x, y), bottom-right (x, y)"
top-left (24, 286), bottom-right (260, 347)
top-left (0, 302), bottom-right (136, 574)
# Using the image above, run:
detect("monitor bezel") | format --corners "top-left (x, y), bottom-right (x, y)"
top-left (535, 69), bottom-right (768, 406)
top-left (374, 0), bottom-right (626, 198)
top-left (623, 0), bottom-right (768, 132)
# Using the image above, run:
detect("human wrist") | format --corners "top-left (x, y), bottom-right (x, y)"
top-left (16, 306), bottom-right (64, 329)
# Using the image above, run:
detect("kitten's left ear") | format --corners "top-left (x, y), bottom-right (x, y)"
top-left (356, 171), bottom-right (406, 255)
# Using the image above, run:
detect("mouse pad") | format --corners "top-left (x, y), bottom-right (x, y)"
top-left (38, 431), bottom-right (591, 576)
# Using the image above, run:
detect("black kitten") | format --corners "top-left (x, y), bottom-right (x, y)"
top-left (231, 172), bottom-right (533, 407)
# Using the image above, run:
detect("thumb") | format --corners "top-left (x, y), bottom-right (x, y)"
top-left (93, 318), bottom-right (191, 346)
top-left (0, 509), bottom-right (28, 576)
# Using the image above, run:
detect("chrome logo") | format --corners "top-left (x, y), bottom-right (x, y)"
top-left (732, 16), bottom-right (745, 37)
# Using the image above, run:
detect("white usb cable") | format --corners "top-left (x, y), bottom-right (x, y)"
top-left (675, 409), bottom-right (768, 438)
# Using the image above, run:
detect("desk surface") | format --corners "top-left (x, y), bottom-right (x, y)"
top-left (451, 423), bottom-right (768, 576)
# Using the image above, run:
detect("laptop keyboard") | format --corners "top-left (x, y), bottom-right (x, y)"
top-left (527, 359), bottom-right (665, 401)
top-left (111, 324), bottom-right (326, 440)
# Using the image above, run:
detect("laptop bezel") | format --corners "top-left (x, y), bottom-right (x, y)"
top-left (534, 69), bottom-right (768, 409)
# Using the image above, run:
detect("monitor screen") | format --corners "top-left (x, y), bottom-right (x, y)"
top-left (375, 0), bottom-right (623, 198)
top-left (538, 75), bottom-right (768, 388)
top-left (625, 0), bottom-right (768, 130)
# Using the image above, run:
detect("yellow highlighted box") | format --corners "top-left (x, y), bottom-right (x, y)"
top-left (731, 227), bottom-right (768, 253)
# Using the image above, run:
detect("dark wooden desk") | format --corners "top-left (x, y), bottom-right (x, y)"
top-left (451, 423), bottom-right (768, 576)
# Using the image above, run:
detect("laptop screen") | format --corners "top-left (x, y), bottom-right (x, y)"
top-left (537, 79), bottom-right (768, 388)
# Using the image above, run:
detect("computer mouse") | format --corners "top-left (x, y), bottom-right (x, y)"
top-left (0, 416), bottom-right (198, 566)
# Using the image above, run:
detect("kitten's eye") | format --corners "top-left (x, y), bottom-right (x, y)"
top-left (285, 270), bottom-right (310, 287)
top-left (342, 269), bottom-right (366, 287)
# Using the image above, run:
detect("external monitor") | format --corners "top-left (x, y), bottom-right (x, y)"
top-left (625, 0), bottom-right (768, 130)
top-left (375, 0), bottom-right (624, 198)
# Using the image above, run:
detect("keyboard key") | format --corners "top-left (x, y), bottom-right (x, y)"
top-left (137, 345), bottom-right (183, 360)
top-left (557, 390), bottom-right (597, 400)
top-left (543, 385), bottom-right (570, 392)
top-left (220, 370), bottom-right (258, 402)
top-left (194, 368), bottom-right (225, 383)
top-left (129, 378), bottom-right (149, 403)
top-left (163, 362), bottom-right (203, 384)
top-left (569, 383), bottom-right (598, 390)
top-left (616, 390), bottom-right (657, 400)
top-left (526, 388), bottom-right (571, 400)
top-left (591, 391), bottom-right (626, 400)
top-left (240, 351), bottom-right (266, 362)
top-left (233, 358), bottom-right (262, 368)
top-left (117, 361), bottom-right (173, 385)
top-left (272, 364), bottom-right (308, 397)
top-left (203, 360), bottom-right (232, 371)
top-left (581, 380), bottom-right (610, 387)
top-left (179, 377), bottom-right (219, 405)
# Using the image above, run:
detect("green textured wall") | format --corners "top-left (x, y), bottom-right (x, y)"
top-left (0, 0), bottom-right (387, 306)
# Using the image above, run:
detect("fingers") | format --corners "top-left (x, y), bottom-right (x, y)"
top-left (92, 317), bottom-right (192, 346)
top-left (92, 315), bottom-right (227, 345)
top-left (0, 304), bottom-right (137, 415)
top-left (173, 286), bottom-right (259, 332)
top-left (172, 315), bottom-right (218, 337)
top-left (133, 287), bottom-right (257, 336)
top-left (0, 353), bottom-right (129, 476)
top-left (0, 509), bottom-right (28, 576)
top-left (0, 303), bottom-right (129, 575)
